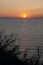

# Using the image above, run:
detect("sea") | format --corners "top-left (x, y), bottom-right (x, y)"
top-left (0, 17), bottom-right (43, 61)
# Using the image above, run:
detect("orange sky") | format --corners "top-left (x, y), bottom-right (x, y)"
top-left (0, 0), bottom-right (43, 18)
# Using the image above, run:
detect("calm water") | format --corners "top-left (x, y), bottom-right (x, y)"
top-left (0, 17), bottom-right (43, 60)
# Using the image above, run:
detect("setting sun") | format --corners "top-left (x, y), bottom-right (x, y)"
top-left (21, 14), bottom-right (27, 18)
top-left (23, 14), bottom-right (26, 18)
top-left (20, 13), bottom-right (31, 18)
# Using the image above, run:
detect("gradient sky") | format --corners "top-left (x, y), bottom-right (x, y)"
top-left (0, 0), bottom-right (43, 17)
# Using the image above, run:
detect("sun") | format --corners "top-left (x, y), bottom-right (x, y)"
top-left (23, 14), bottom-right (26, 18)
top-left (22, 14), bottom-right (27, 18)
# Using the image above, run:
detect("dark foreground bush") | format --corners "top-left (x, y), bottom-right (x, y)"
top-left (0, 29), bottom-right (21, 65)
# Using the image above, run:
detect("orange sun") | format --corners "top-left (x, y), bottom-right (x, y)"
top-left (23, 14), bottom-right (26, 18)
top-left (21, 14), bottom-right (27, 18)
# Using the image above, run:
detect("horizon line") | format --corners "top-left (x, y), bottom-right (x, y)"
top-left (0, 16), bottom-right (43, 19)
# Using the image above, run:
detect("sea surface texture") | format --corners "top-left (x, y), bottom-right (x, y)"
top-left (0, 17), bottom-right (43, 60)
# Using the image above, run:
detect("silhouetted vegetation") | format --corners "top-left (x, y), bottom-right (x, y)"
top-left (0, 29), bottom-right (43, 65)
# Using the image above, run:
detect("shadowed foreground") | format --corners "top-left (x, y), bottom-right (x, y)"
top-left (0, 29), bottom-right (43, 65)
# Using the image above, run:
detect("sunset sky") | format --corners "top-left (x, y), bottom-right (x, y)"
top-left (0, 0), bottom-right (43, 18)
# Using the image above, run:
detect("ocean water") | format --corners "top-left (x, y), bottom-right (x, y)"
top-left (0, 17), bottom-right (43, 60)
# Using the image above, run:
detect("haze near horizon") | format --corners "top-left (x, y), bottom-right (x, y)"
top-left (0, 0), bottom-right (43, 18)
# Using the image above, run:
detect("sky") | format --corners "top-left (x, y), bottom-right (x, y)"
top-left (0, 0), bottom-right (43, 17)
